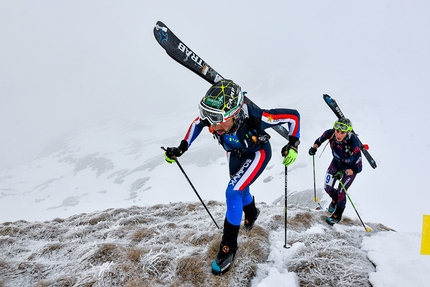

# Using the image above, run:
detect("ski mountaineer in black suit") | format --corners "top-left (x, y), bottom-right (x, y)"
top-left (308, 117), bottom-right (363, 225)
top-left (164, 79), bottom-right (301, 276)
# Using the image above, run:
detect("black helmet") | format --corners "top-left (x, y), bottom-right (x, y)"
top-left (333, 117), bottom-right (353, 132)
top-left (199, 79), bottom-right (244, 125)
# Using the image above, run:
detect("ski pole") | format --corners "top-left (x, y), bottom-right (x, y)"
top-left (338, 180), bottom-right (372, 232)
top-left (283, 165), bottom-right (290, 249)
top-left (161, 147), bottom-right (220, 229)
top-left (319, 141), bottom-right (330, 158)
top-left (312, 155), bottom-right (323, 210)
top-left (312, 156), bottom-right (317, 202)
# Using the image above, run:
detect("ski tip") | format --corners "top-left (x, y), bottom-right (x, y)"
top-left (154, 22), bottom-right (169, 44)
top-left (154, 21), bottom-right (168, 32)
top-left (365, 226), bottom-right (372, 232)
top-left (323, 94), bottom-right (332, 103)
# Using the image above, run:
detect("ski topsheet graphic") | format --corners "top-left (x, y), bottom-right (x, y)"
top-left (323, 94), bottom-right (377, 169)
top-left (154, 21), bottom-right (223, 85)
top-left (153, 21), bottom-right (291, 141)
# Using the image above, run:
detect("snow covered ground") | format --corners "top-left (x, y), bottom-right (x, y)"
top-left (1, 116), bottom-right (429, 286)
top-left (1, 1), bottom-right (430, 286)
top-left (1, 199), bottom-right (429, 286)
top-left (256, 227), bottom-right (430, 287)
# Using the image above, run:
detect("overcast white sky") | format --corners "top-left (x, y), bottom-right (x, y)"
top-left (1, 1), bottom-right (430, 169)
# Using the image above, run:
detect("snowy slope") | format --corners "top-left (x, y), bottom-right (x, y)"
top-left (1, 93), bottom-right (428, 234)
top-left (1, 1), bottom-right (430, 285)
top-left (1, 200), bottom-right (429, 286)
top-left (0, 111), bottom-right (429, 286)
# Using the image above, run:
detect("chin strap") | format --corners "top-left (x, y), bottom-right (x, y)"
top-left (228, 110), bottom-right (246, 134)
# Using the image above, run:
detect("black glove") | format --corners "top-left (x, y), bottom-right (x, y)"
top-left (308, 147), bottom-right (317, 156)
top-left (333, 170), bottom-right (346, 180)
top-left (280, 136), bottom-right (300, 166)
top-left (281, 136), bottom-right (300, 157)
top-left (164, 140), bottom-right (188, 163)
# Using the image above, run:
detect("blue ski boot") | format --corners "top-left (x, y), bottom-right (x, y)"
top-left (326, 216), bottom-right (339, 225)
top-left (327, 201), bottom-right (337, 213)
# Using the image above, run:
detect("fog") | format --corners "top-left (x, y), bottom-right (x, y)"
top-left (1, 0), bottom-right (430, 169)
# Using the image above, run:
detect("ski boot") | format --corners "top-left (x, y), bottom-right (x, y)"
top-left (212, 219), bottom-right (240, 275)
top-left (243, 196), bottom-right (260, 231)
top-left (326, 206), bottom-right (344, 226)
top-left (327, 200), bottom-right (337, 214)
top-left (326, 216), bottom-right (339, 225)
top-left (211, 243), bottom-right (237, 275)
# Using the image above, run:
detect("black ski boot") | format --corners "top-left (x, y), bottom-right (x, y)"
top-left (326, 206), bottom-right (345, 225)
top-left (243, 196), bottom-right (260, 231)
top-left (211, 219), bottom-right (240, 275)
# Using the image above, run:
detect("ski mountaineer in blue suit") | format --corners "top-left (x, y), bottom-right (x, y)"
top-left (164, 79), bottom-right (301, 276)
top-left (308, 117), bottom-right (363, 225)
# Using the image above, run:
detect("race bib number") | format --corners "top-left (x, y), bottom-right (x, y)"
top-left (325, 174), bottom-right (334, 186)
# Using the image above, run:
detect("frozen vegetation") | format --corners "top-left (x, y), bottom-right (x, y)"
top-left (0, 199), bottom-right (395, 287)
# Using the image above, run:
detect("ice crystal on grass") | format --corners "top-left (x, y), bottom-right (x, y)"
top-left (0, 201), bottom-right (388, 286)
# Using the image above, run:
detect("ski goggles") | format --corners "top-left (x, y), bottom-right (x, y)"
top-left (199, 106), bottom-right (225, 124)
top-left (333, 121), bottom-right (352, 132)
top-left (199, 104), bottom-right (241, 125)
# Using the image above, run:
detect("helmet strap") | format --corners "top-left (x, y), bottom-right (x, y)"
top-left (227, 116), bottom-right (239, 134)
top-left (228, 110), bottom-right (245, 134)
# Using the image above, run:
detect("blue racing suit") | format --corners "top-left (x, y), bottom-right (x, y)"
top-left (182, 97), bottom-right (300, 226)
